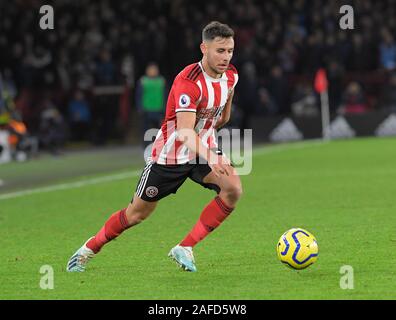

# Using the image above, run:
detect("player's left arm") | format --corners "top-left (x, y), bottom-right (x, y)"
top-left (214, 89), bottom-right (234, 129)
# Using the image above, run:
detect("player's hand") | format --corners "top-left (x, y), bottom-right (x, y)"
top-left (220, 153), bottom-right (231, 166)
top-left (208, 153), bottom-right (231, 177)
top-left (214, 119), bottom-right (225, 130)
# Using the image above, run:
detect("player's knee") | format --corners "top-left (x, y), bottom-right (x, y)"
top-left (223, 184), bottom-right (243, 202)
top-left (233, 185), bottom-right (243, 201)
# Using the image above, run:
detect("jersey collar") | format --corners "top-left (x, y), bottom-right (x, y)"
top-left (198, 61), bottom-right (227, 82)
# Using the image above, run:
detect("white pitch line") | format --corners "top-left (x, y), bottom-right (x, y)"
top-left (0, 140), bottom-right (329, 201)
top-left (0, 170), bottom-right (142, 201)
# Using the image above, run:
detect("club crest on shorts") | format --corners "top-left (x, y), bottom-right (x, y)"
top-left (146, 186), bottom-right (159, 198)
top-left (179, 94), bottom-right (191, 108)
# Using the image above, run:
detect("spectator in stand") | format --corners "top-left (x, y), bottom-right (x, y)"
top-left (68, 90), bottom-right (92, 141)
top-left (95, 49), bottom-right (116, 85)
top-left (338, 82), bottom-right (369, 115)
top-left (135, 62), bottom-right (166, 151)
top-left (38, 98), bottom-right (66, 155)
top-left (4, 111), bottom-right (37, 162)
top-left (348, 34), bottom-right (372, 71)
top-left (267, 65), bottom-right (290, 114)
top-left (380, 29), bottom-right (396, 71)
top-left (257, 87), bottom-right (278, 116)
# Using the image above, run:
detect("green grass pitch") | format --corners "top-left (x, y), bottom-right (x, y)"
top-left (1, 137), bottom-right (395, 299)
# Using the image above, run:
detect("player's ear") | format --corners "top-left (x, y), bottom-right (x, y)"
top-left (200, 42), bottom-right (207, 55)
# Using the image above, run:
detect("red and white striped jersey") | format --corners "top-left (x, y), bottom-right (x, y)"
top-left (151, 61), bottom-right (238, 164)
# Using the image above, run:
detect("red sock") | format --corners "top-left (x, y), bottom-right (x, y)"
top-left (180, 196), bottom-right (234, 247)
top-left (86, 208), bottom-right (130, 253)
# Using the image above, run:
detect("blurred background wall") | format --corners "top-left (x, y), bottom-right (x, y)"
top-left (1, 0), bottom-right (396, 156)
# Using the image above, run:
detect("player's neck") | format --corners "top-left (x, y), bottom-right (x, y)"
top-left (201, 59), bottom-right (221, 79)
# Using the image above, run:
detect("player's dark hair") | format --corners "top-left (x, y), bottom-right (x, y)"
top-left (202, 21), bottom-right (234, 42)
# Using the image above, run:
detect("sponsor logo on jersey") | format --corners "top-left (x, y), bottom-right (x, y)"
top-left (197, 105), bottom-right (224, 119)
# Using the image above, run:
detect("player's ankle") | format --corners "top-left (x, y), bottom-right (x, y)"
top-left (86, 237), bottom-right (100, 254)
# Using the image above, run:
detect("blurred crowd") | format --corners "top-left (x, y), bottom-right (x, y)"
top-left (2, 0), bottom-right (396, 152)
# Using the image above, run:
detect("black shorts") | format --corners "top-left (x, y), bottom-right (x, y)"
top-left (134, 157), bottom-right (221, 202)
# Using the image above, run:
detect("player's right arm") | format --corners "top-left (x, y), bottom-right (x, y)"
top-left (174, 76), bottom-right (229, 176)
top-left (214, 89), bottom-right (234, 129)
top-left (177, 111), bottom-right (230, 177)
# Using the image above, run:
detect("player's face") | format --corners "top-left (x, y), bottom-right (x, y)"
top-left (203, 37), bottom-right (234, 75)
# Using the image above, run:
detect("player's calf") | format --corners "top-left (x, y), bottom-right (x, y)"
top-left (179, 195), bottom-right (234, 250)
top-left (83, 197), bottom-right (157, 255)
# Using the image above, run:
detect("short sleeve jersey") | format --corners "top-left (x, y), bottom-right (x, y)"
top-left (151, 61), bottom-right (238, 164)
